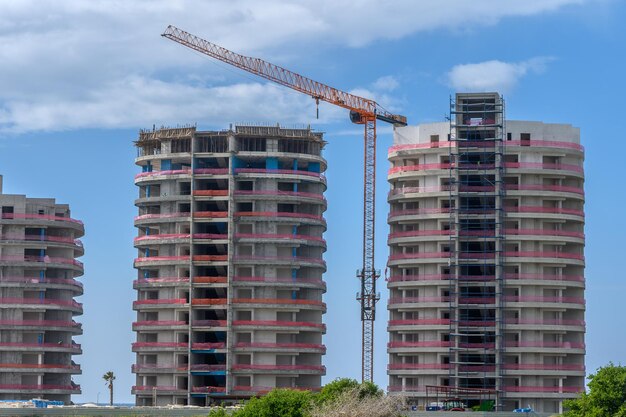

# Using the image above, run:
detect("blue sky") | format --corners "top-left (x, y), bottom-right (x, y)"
top-left (0, 0), bottom-right (623, 404)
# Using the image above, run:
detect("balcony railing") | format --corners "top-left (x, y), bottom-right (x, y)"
top-left (388, 162), bottom-right (583, 175)
top-left (232, 320), bottom-right (325, 330)
top-left (132, 385), bottom-right (186, 392)
top-left (0, 320), bottom-right (81, 328)
top-left (192, 342), bottom-right (226, 350)
top-left (235, 212), bottom-right (326, 224)
top-left (133, 298), bottom-right (187, 306)
top-left (505, 184), bottom-right (584, 195)
top-left (505, 319), bottom-right (585, 326)
top-left (235, 233), bottom-right (325, 243)
top-left (0, 342), bottom-right (80, 350)
top-left (388, 364), bottom-right (452, 370)
top-left (0, 276), bottom-right (83, 288)
top-left (131, 342), bottom-right (187, 349)
top-left (231, 364), bottom-right (325, 372)
top-left (0, 255), bottom-right (83, 268)
top-left (502, 386), bottom-right (582, 393)
top-left (0, 384), bottom-right (80, 391)
top-left (132, 364), bottom-right (186, 372)
top-left (0, 363), bottom-right (80, 370)
top-left (234, 190), bottom-right (325, 201)
top-left (0, 298), bottom-right (82, 309)
top-left (502, 296), bottom-right (585, 304)
top-left (235, 168), bottom-right (325, 180)
top-left (135, 168), bottom-right (229, 179)
top-left (387, 341), bottom-right (452, 348)
top-left (134, 212), bottom-right (190, 221)
top-left (232, 276), bottom-right (324, 285)
top-left (0, 234), bottom-right (83, 247)
top-left (191, 386), bottom-right (226, 393)
top-left (232, 255), bottom-right (326, 266)
top-left (134, 233), bottom-right (227, 242)
top-left (504, 206), bottom-right (584, 217)
top-left (505, 341), bottom-right (585, 349)
top-left (192, 190), bottom-right (229, 197)
top-left (502, 364), bottom-right (584, 371)
top-left (0, 213), bottom-right (83, 225)
top-left (232, 298), bottom-right (325, 308)
top-left (132, 320), bottom-right (187, 327)
top-left (234, 342), bottom-right (325, 350)
top-left (191, 320), bottom-right (227, 327)
top-left (388, 297), bottom-right (450, 304)
top-left (388, 319), bottom-right (451, 326)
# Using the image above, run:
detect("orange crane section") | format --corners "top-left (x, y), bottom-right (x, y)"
top-left (162, 25), bottom-right (407, 383)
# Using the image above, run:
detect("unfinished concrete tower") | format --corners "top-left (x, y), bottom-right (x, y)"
top-left (0, 176), bottom-right (84, 403)
top-left (386, 93), bottom-right (585, 413)
top-left (132, 125), bottom-right (327, 405)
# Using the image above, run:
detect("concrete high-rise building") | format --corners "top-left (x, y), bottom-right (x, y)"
top-left (386, 93), bottom-right (585, 413)
top-left (0, 176), bottom-right (84, 403)
top-left (132, 125), bottom-right (327, 406)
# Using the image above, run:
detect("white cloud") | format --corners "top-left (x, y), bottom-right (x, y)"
top-left (446, 57), bottom-right (555, 93)
top-left (0, 0), bottom-right (585, 133)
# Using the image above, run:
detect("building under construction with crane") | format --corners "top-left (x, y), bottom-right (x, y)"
top-left (161, 25), bottom-right (407, 384)
top-left (132, 124), bottom-right (327, 405)
top-left (387, 93), bottom-right (585, 413)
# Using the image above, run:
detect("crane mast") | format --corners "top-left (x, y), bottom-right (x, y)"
top-left (162, 25), bottom-right (407, 383)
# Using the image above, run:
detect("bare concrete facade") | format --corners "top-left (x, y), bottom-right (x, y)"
top-left (132, 125), bottom-right (327, 405)
top-left (0, 176), bottom-right (84, 403)
top-left (387, 93), bottom-right (585, 413)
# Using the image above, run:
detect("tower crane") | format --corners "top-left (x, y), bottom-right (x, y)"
top-left (162, 25), bottom-right (407, 383)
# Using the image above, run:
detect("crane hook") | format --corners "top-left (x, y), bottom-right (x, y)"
top-left (315, 97), bottom-right (320, 119)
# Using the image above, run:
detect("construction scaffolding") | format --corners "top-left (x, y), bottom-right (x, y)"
top-left (447, 93), bottom-right (506, 410)
top-left (425, 385), bottom-right (497, 411)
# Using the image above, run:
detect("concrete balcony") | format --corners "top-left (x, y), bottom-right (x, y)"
top-left (0, 298), bottom-right (83, 314)
top-left (132, 364), bottom-right (188, 374)
top-left (388, 208), bottom-right (451, 223)
top-left (387, 297), bottom-right (450, 309)
top-left (133, 277), bottom-right (190, 289)
top-left (232, 342), bottom-right (326, 354)
top-left (231, 298), bottom-right (326, 312)
top-left (233, 190), bottom-right (326, 206)
top-left (134, 233), bottom-right (228, 246)
top-left (190, 320), bottom-right (227, 329)
top-left (0, 363), bottom-right (81, 374)
top-left (504, 206), bottom-right (584, 221)
top-left (232, 320), bottom-right (325, 333)
top-left (134, 212), bottom-right (192, 225)
top-left (502, 363), bottom-right (585, 376)
top-left (234, 168), bottom-right (326, 186)
top-left (0, 319), bottom-right (82, 333)
top-left (132, 320), bottom-right (188, 331)
top-left (230, 364), bottom-right (325, 375)
top-left (231, 276), bottom-right (326, 291)
top-left (135, 194), bottom-right (192, 205)
top-left (132, 385), bottom-right (187, 395)
top-left (235, 233), bottom-right (326, 249)
top-left (0, 255), bottom-right (83, 273)
top-left (232, 255), bottom-right (326, 270)
top-left (387, 341), bottom-right (451, 354)
top-left (234, 211), bottom-right (326, 228)
top-left (0, 342), bottom-right (81, 354)
top-left (131, 342), bottom-right (188, 353)
top-left (0, 276), bottom-right (83, 294)
top-left (504, 184), bottom-right (584, 199)
top-left (132, 298), bottom-right (187, 310)
top-left (133, 256), bottom-right (190, 268)
top-left (0, 384), bottom-right (80, 395)
top-left (0, 213), bottom-right (84, 234)
top-left (387, 319), bottom-right (451, 331)
top-left (387, 363), bottom-right (452, 375)
top-left (0, 234), bottom-right (84, 256)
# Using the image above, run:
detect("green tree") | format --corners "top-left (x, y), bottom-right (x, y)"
top-left (236, 388), bottom-right (314, 417)
top-left (316, 378), bottom-right (383, 405)
top-left (102, 371), bottom-right (115, 406)
top-left (564, 363), bottom-right (626, 417)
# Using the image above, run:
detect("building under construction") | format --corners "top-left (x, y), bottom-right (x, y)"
top-left (0, 176), bottom-right (84, 403)
top-left (132, 125), bottom-right (327, 405)
top-left (386, 93), bottom-right (585, 413)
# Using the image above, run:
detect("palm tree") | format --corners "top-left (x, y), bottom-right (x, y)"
top-left (102, 371), bottom-right (115, 406)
